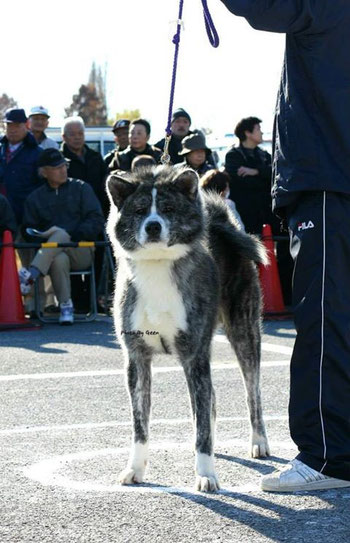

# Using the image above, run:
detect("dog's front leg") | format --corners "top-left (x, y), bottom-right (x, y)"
top-left (119, 348), bottom-right (152, 485)
top-left (181, 355), bottom-right (220, 492)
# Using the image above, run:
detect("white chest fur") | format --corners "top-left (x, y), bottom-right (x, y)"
top-left (130, 259), bottom-right (187, 350)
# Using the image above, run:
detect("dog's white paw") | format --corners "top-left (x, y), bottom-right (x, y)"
top-left (119, 442), bottom-right (148, 484)
top-left (250, 432), bottom-right (270, 458)
top-left (119, 466), bottom-right (145, 485)
top-left (195, 452), bottom-right (220, 492)
top-left (195, 474), bottom-right (220, 492)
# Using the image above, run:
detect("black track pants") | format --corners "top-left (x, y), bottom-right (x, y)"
top-left (288, 191), bottom-right (350, 480)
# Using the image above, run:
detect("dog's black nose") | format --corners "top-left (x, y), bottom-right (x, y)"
top-left (145, 221), bottom-right (162, 241)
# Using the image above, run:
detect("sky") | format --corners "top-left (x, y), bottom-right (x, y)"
top-left (2, 0), bottom-right (285, 142)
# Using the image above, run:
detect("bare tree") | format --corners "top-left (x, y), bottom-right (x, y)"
top-left (0, 93), bottom-right (18, 131)
top-left (65, 62), bottom-right (108, 125)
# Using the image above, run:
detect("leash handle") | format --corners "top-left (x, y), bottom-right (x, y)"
top-left (201, 0), bottom-right (220, 47)
top-left (161, 0), bottom-right (219, 165)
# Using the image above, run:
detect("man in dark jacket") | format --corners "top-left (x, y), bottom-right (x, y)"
top-left (155, 108), bottom-right (192, 165)
top-left (108, 118), bottom-right (162, 172)
top-left (104, 119), bottom-right (130, 169)
top-left (20, 149), bottom-right (104, 325)
top-left (0, 108), bottom-right (42, 224)
top-left (61, 116), bottom-right (108, 216)
top-left (221, 0), bottom-right (350, 492)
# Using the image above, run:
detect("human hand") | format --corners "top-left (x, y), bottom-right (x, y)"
top-left (237, 166), bottom-right (259, 177)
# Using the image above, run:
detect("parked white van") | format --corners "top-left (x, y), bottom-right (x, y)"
top-left (46, 126), bottom-right (116, 156)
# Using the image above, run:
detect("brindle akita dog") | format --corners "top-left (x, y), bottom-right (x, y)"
top-left (106, 165), bottom-right (270, 492)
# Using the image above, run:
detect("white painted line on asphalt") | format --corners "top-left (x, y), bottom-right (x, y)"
top-left (0, 359), bottom-right (290, 383)
top-left (23, 439), bottom-right (297, 495)
top-left (1, 414), bottom-right (288, 436)
top-left (214, 335), bottom-right (294, 355)
top-left (261, 343), bottom-right (293, 355)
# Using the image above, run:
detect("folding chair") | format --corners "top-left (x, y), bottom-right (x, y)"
top-left (34, 265), bottom-right (98, 323)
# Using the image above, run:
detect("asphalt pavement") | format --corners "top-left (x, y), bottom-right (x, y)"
top-left (1, 316), bottom-right (349, 542)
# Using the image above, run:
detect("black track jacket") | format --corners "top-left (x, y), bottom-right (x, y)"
top-left (220, 0), bottom-right (350, 212)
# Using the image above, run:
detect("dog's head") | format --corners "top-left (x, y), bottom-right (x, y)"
top-left (106, 165), bottom-right (204, 260)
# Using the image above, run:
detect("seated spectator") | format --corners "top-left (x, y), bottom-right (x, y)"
top-left (0, 194), bottom-right (17, 237)
top-left (104, 119), bottom-right (130, 168)
top-left (19, 149), bottom-right (105, 325)
top-left (200, 169), bottom-right (245, 230)
top-left (176, 133), bottom-right (214, 176)
top-left (107, 118), bottom-right (162, 172)
top-left (28, 106), bottom-right (59, 150)
top-left (131, 155), bottom-right (157, 171)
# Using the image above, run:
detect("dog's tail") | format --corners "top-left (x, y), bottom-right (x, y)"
top-left (204, 192), bottom-right (269, 266)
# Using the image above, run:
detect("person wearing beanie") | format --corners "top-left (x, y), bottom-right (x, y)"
top-left (155, 107), bottom-right (193, 165)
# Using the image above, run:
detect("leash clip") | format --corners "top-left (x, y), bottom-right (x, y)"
top-left (161, 134), bottom-right (172, 165)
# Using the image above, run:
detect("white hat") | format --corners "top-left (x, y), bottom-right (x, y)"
top-left (29, 105), bottom-right (50, 117)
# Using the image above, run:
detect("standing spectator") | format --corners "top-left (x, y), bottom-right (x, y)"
top-left (108, 119), bottom-right (162, 172)
top-left (0, 108), bottom-right (42, 225)
top-left (61, 116), bottom-right (107, 214)
top-left (225, 116), bottom-right (293, 305)
top-left (176, 133), bottom-right (214, 177)
top-left (0, 194), bottom-right (16, 237)
top-left (221, 0), bottom-right (350, 491)
top-left (20, 149), bottom-right (104, 325)
top-left (224, 117), bottom-right (274, 235)
top-left (155, 108), bottom-right (192, 165)
top-left (104, 119), bottom-right (130, 168)
top-left (28, 106), bottom-right (59, 150)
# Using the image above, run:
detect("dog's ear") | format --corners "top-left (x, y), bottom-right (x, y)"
top-left (172, 168), bottom-right (199, 201)
top-left (106, 172), bottom-right (138, 210)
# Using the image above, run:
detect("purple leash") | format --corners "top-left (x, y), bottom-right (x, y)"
top-left (161, 0), bottom-right (219, 164)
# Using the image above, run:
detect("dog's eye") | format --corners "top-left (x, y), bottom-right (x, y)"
top-left (162, 206), bottom-right (175, 214)
top-left (135, 208), bottom-right (148, 215)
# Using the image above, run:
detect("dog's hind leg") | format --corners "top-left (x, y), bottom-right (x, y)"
top-left (179, 347), bottom-right (220, 492)
top-left (221, 282), bottom-right (270, 458)
top-left (119, 347), bottom-right (152, 485)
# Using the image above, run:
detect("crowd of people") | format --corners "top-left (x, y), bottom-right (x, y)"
top-left (0, 105), bottom-right (291, 324)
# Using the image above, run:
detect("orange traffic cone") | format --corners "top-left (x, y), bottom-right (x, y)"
top-left (259, 224), bottom-right (291, 320)
top-left (0, 230), bottom-right (40, 331)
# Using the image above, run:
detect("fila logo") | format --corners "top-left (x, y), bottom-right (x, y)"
top-left (297, 220), bottom-right (315, 231)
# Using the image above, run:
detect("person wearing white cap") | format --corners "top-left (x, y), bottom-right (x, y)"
top-left (28, 106), bottom-right (59, 150)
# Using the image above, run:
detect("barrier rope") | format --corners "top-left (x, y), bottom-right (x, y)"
top-left (161, 0), bottom-right (219, 164)
top-left (0, 241), bottom-right (111, 249)
top-left (0, 236), bottom-right (290, 249)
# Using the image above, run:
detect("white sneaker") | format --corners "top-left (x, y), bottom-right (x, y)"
top-left (59, 299), bottom-right (74, 325)
top-left (261, 459), bottom-right (350, 492)
top-left (18, 267), bottom-right (33, 295)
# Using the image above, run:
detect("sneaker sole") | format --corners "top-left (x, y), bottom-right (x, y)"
top-left (261, 478), bottom-right (350, 492)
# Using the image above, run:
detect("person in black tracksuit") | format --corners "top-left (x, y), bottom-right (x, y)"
top-left (221, 0), bottom-right (350, 491)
